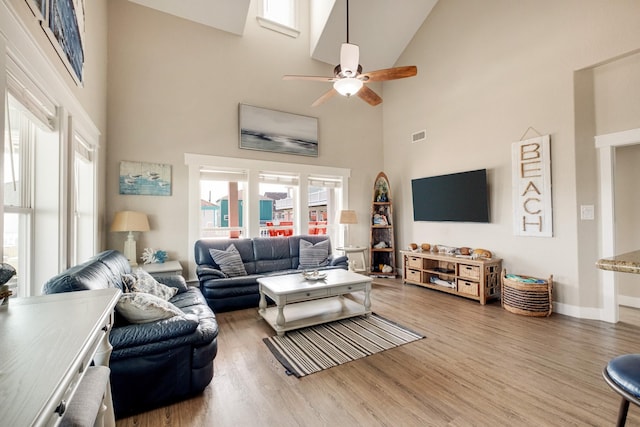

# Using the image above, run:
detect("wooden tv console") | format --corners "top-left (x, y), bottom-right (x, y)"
top-left (401, 250), bottom-right (502, 305)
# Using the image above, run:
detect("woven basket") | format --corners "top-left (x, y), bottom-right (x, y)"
top-left (501, 269), bottom-right (553, 317)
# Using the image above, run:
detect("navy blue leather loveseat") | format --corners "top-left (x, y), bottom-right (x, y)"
top-left (42, 250), bottom-right (218, 419)
top-left (194, 235), bottom-right (348, 312)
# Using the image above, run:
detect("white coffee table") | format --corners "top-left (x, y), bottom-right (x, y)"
top-left (258, 269), bottom-right (372, 336)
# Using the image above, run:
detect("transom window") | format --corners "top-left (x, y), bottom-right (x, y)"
top-left (257, 0), bottom-right (299, 38)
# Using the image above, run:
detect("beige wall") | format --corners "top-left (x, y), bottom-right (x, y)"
top-left (106, 0), bottom-right (383, 264)
top-left (107, 0), bottom-right (640, 313)
top-left (382, 0), bottom-right (640, 312)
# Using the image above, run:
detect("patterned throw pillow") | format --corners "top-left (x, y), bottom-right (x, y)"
top-left (298, 239), bottom-right (329, 269)
top-left (121, 269), bottom-right (178, 301)
top-left (116, 292), bottom-right (183, 324)
top-left (209, 244), bottom-right (247, 277)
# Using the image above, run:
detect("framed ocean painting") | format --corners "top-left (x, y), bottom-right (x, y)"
top-left (239, 104), bottom-right (318, 157)
top-left (119, 161), bottom-right (171, 196)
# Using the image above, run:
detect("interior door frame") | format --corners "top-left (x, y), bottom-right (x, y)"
top-left (595, 128), bottom-right (640, 322)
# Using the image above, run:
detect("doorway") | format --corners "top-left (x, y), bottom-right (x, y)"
top-left (595, 128), bottom-right (640, 323)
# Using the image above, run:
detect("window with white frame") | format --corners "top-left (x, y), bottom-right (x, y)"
top-left (259, 171), bottom-right (298, 237)
top-left (257, 0), bottom-right (299, 37)
top-left (1, 7), bottom-right (101, 297)
top-left (71, 132), bottom-right (97, 265)
top-left (3, 92), bottom-right (60, 297)
top-left (199, 169), bottom-right (247, 238)
top-left (307, 175), bottom-right (343, 237)
top-left (186, 154), bottom-right (350, 278)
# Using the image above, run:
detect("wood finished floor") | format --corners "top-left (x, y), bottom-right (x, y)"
top-left (116, 279), bottom-right (640, 426)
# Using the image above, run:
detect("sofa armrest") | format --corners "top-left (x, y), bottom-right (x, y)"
top-left (197, 265), bottom-right (227, 280)
top-left (109, 314), bottom-right (199, 351)
top-left (329, 255), bottom-right (349, 268)
top-left (156, 275), bottom-right (189, 293)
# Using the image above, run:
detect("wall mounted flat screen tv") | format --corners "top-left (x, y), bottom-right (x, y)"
top-left (411, 169), bottom-right (489, 222)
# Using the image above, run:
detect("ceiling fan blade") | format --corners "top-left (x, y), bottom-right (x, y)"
top-left (360, 65), bottom-right (417, 82)
top-left (357, 85), bottom-right (382, 106)
top-left (311, 88), bottom-right (338, 107)
top-left (282, 75), bottom-right (337, 82)
top-left (340, 43), bottom-right (360, 77)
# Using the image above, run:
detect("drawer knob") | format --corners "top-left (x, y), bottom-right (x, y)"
top-left (306, 292), bottom-right (311, 296)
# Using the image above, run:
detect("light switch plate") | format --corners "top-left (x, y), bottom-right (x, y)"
top-left (580, 205), bottom-right (594, 220)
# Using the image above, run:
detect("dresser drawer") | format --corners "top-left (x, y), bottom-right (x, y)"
top-left (406, 256), bottom-right (423, 269)
top-left (405, 269), bottom-right (421, 282)
top-left (457, 279), bottom-right (479, 296)
top-left (330, 282), bottom-right (367, 295)
top-left (287, 288), bottom-right (328, 303)
top-left (459, 264), bottom-right (480, 280)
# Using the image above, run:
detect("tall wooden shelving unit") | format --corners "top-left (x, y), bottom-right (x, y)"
top-left (370, 172), bottom-right (396, 278)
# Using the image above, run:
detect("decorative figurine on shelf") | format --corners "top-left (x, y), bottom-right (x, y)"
top-left (141, 248), bottom-right (168, 264)
top-left (0, 263), bottom-right (16, 310)
top-left (154, 250), bottom-right (168, 263)
top-left (373, 213), bottom-right (388, 225)
top-left (375, 178), bottom-right (389, 202)
top-left (472, 248), bottom-right (493, 259)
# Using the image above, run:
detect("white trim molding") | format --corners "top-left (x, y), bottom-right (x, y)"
top-left (595, 127), bottom-right (640, 323)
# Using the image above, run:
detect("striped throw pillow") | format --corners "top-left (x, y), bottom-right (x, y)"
top-left (209, 244), bottom-right (248, 277)
top-left (298, 239), bottom-right (329, 269)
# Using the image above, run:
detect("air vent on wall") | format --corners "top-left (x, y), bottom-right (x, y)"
top-left (411, 129), bottom-right (426, 143)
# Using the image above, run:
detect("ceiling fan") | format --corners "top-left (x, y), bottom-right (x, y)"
top-left (283, 0), bottom-right (417, 107)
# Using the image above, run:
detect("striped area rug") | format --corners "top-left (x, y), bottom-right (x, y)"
top-left (263, 314), bottom-right (425, 377)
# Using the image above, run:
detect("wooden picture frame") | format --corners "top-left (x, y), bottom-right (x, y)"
top-left (239, 104), bottom-right (319, 157)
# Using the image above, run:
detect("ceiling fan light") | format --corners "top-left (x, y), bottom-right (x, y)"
top-left (333, 78), bottom-right (363, 97)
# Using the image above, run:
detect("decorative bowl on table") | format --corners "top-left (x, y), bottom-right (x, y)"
top-left (302, 270), bottom-right (327, 281)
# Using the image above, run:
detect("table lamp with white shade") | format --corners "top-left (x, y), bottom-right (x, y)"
top-left (110, 211), bottom-right (150, 266)
top-left (338, 209), bottom-right (358, 248)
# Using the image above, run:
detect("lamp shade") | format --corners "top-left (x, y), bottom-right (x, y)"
top-left (110, 211), bottom-right (150, 232)
top-left (333, 78), bottom-right (363, 97)
top-left (338, 210), bottom-right (358, 225)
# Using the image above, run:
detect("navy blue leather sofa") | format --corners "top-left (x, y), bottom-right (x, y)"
top-left (42, 250), bottom-right (218, 419)
top-left (194, 235), bottom-right (348, 312)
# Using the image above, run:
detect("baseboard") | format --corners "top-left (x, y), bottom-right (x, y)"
top-left (552, 302), bottom-right (603, 321)
top-left (618, 295), bottom-right (640, 309)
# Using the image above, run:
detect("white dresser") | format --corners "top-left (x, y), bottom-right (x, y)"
top-left (0, 288), bottom-right (120, 426)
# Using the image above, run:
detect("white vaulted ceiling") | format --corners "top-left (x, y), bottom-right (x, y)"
top-left (126, 0), bottom-right (437, 71)
top-left (127, 0), bottom-right (252, 36)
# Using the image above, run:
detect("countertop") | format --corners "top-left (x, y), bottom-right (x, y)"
top-left (596, 250), bottom-right (640, 274)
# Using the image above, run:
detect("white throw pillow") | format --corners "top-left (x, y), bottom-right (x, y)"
top-left (298, 239), bottom-right (329, 269)
top-left (121, 268), bottom-right (178, 301)
top-left (116, 292), bottom-right (183, 324)
top-left (209, 244), bottom-right (247, 277)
